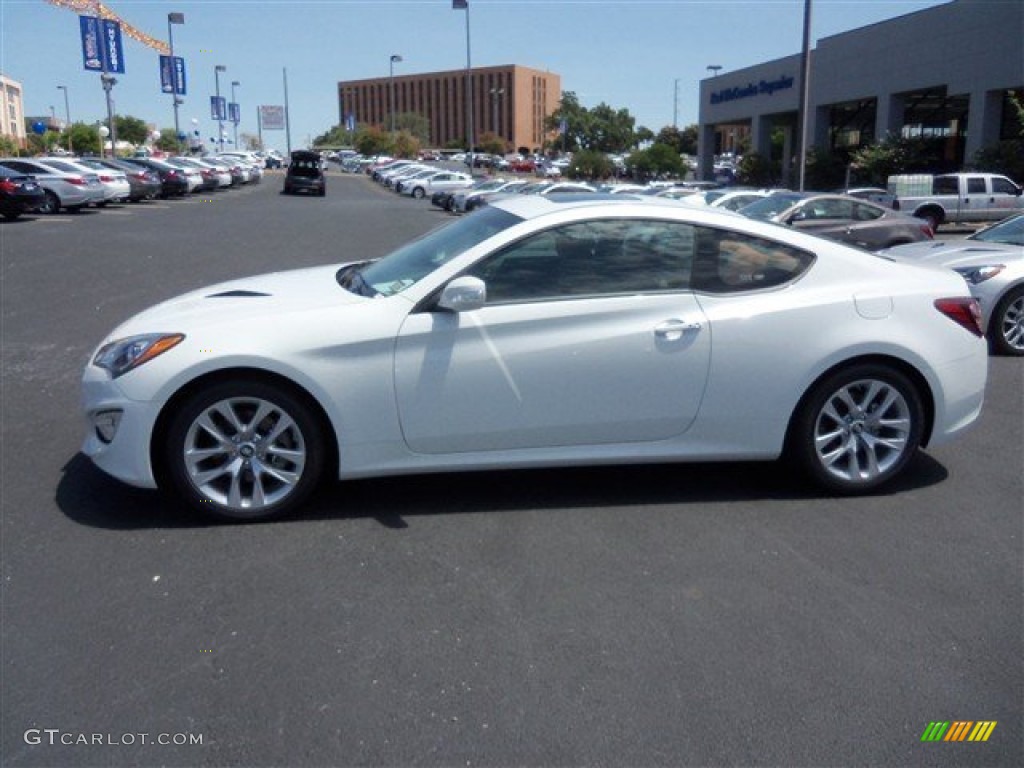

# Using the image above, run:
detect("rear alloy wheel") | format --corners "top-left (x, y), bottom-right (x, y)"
top-left (790, 364), bottom-right (924, 493)
top-left (989, 286), bottom-right (1024, 356)
top-left (38, 191), bottom-right (60, 214)
top-left (165, 381), bottom-right (326, 521)
top-left (412, 187), bottom-right (425, 199)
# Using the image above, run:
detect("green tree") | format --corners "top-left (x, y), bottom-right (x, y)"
top-left (477, 131), bottom-right (505, 156)
top-left (654, 124), bottom-right (698, 156)
top-left (391, 130), bottom-right (421, 159)
top-left (968, 89), bottom-right (1024, 182)
top-left (567, 149), bottom-right (614, 180)
top-left (626, 143), bottom-right (683, 181)
top-left (353, 126), bottom-right (393, 157)
top-left (544, 91), bottom-right (591, 153)
top-left (804, 146), bottom-right (847, 190)
top-left (736, 152), bottom-right (778, 186)
top-left (155, 129), bottom-right (181, 152)
top-left (68, 123), bottom-right (102, 155)
top-left (114, 115), bottom-right (151, 145)
top-left (634, 126), bottom-right (655, 147)
top-left (25, 131), bottom-right (60, 155)
top-left (393, 113), bottom-right (431, 145)
top-left (0, 135), bottom-right (19, 155)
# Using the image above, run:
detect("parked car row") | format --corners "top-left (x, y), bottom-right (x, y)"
top-left (0, 154), bottom-right (264, 216)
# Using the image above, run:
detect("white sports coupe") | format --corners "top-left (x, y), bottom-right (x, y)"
top-left (82, 195), bottom-right (988, 520)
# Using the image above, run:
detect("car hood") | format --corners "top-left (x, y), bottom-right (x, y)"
top-left (882, 240), bottom-right (1023, 268)
top-left (112, 263), bottom-right (371, 335)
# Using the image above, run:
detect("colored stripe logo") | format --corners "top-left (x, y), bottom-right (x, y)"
top-left (921, 721), bottom-right (997, 742)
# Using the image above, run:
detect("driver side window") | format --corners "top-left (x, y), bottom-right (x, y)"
top-left (464, 219), bottom-right (695, 304)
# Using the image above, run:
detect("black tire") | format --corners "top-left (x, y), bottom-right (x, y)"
top-left (39, 191), bottom-right (60, 214)
top-left (412, 187), bottom-right (425, 199)
top-left (2, 210), bottom-right (21, 220)
top-left (917, 207), bottom-right (943, 231)
top-left (163, 380), bottom-right (327, 522)
top-left (787, 363), bottom-right (925, 494)
top-left (988, 286), bottom-right (1024, 356)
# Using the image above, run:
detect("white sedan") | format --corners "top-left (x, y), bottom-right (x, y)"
top-left (398, 170), bottom-right (474, 199)
top-left (82, 195), bottom-right (988, 521)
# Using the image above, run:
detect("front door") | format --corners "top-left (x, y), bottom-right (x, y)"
top-left (393, 218), bottom-right (712, 454)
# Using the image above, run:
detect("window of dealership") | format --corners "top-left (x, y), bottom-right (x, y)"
top-left (696, 0), bottom-right (1023, 185)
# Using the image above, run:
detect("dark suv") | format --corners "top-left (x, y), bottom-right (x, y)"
top-left (283, 151), bottom-right (325, 196)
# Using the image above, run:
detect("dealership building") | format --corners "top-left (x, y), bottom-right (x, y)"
top-left (338, 65), bottom-right (561, 152)
top-left (697, 0), bottom-right (1023, 184)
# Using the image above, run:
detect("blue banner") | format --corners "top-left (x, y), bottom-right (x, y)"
top-left (160, 56), bottom-right (187, 95)
top-left (228, 103), bottom-right (240, 124)
top-left (80, 16), bottom-right (125, 74)
top-left (159, 56), bottom-right (174, 93)
top-left (173, 57), bottom-right (187, 95)
top-left (210, 96), bottom-right (226, 121)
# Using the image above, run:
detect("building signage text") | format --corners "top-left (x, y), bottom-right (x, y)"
top-left (710, 75), bottom-right (794, 105)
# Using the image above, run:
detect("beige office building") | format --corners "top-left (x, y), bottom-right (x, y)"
top-left (339, 64), bottom-right (561, 152)
top-left (1, 74), bottom-right (27, 148)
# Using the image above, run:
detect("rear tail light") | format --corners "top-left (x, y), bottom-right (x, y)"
top-left (0, 180), bottom-right (16, 193)
top-left (920, 223), bottom-right (934, 239)
top-left (934, 297), bottom-right (984, 337)
top-left (66, 176), bottom-right (86, 186)
top-left (99, 175), bottom-right (114, 182)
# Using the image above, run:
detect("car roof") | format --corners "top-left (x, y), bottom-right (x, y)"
top-left (488, 192), bottom-right (746, 222)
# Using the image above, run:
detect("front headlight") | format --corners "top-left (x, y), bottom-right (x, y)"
top-left (92, 333), bottom-right (185, 378)
top-left (953, 265), bottom-right (1005, 285)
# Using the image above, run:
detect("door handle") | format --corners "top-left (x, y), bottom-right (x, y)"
top-left (655, 319), bottom-right (702, 340)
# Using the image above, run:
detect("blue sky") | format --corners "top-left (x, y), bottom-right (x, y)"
top-left (2, 0), bottom-right (948, 153)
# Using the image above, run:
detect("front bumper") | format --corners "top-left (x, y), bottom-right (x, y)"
top-left (81, 365), bottom-right (161, 489)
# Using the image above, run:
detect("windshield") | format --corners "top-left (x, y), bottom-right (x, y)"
top-left (970, 214), bottom-right (1024, 246)
top-left (338, 207), bottom-right (523, 297)
top-left (739, 193), bottom-right (805, 219)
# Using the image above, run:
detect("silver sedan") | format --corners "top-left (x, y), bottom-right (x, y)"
top-left (882, 213), bottom-right (1024, 355)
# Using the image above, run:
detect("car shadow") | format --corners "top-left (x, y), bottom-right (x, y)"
top-left (56, 450), bottom-right (949, 531)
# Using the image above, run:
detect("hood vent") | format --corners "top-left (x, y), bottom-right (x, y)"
top-left (206, 289), bottom-right (271, 298)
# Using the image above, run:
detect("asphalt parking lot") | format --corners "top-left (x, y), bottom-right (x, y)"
top-left (1, 174), bottom-right (1021, 767)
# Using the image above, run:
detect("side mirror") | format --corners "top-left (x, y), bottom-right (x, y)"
top-left (437, 276), bottom-right (487, 312)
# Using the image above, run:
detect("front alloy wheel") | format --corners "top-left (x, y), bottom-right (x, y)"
top-left (166, 381), bottom-right (325, 520)
top-left (790, 365), bottom-right (924, 493)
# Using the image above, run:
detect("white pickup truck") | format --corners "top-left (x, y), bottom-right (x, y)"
top-left (887, 172), bottom-right (1023, 229)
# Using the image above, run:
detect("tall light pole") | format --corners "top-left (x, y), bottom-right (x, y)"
top-left (214, 64), bottom-right (226, 151)
top-left (57, 85), bottom-right (72, 153)
top-left (673, 78), bottom-right (680, 129)
top-left (389, 54), bottom-right (403, 134)
top-left (231, 80), bottom-right (240, 148)
top-left (797, 0), bottom-right (813, 191)
top-left (453, 0), bottom-right (474, 168)
top-left (489, 87), bottom-right (505, 142)
top-left (707, 65), bottom-right (723, 77)
top-left (168, 12), bottom-right (185, 153)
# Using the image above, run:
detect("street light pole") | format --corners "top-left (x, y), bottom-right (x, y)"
top-left (215, 64), bottom-right (226, 152)
top-left (797, 0), bottom-right (813, 191)
top-left (489, 87), bottom-right (504, 141)
top-left (57, 86), bottom-right (72, 152)
top-left (168, 12), bottom-right (185, 153)
top-left (673, 78), bottom-right (680, 129)
top-left (231, 80), bottom-right (240, 148)
top-left (453, 1), bottom-right (474, 168)
top-left (389, 55), bottom-right (403, 134)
